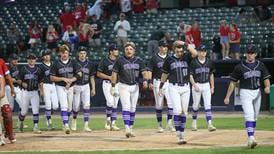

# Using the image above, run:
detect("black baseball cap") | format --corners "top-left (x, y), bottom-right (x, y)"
top-left (27, 53), bottom-right (37, 59)
top-left (78, 46), bottom-right (87, 52)
top-left (197, 45), bottom-right (207, 52)
top-left (9, 53), bottom-right (18, 60)
top-left (246, 44), bottom-right (257, 53)
top-left (109, 44), bottom-right (119, 51)
top-left (41, 49), bottom-right (51, 57)
top-left (159, 40), bottom-right (168, 47)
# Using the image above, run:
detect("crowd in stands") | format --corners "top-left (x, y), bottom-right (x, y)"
top-left (2, 0), bottom-right (273, 61)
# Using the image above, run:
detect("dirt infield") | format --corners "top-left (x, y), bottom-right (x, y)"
top-left (1, 129), bottom-right (274, 152)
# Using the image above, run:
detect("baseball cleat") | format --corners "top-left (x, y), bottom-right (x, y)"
top-left (71, 119), bottom-right (77, 131)
top-left (177, 138), bottom-right (187, 145)
top-left (125, 128), bottom-right (131, 138)
top-left (64, 125), bottom-right (71, 134)
top-left (47, 124), bottom-right (55, 131)
top-left (18, 121), bottom-right (24, 133)
top-left (84, 126), bottom-right (92, 132)
top-left (166, 124), bottom-right (176, 132)
top-left (157, 127), bottom-right (164, 133)
top-left (248, 138), bottom-right (258, 149)
top-left (208, 125), bottom-right (216, 132)
top-left (33, 127), bottom-right (42, 134)
top-left (111, 124), bottom-right (120, 131)
top-left (0, 135), bottom-right (6, 146)
top-left (105, 121), bottom-right (111, 130)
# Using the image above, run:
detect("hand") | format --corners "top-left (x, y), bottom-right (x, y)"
top-left (158, 88), bottom-right (164, 97)
top-left (63, 78), bottom-right (71, 84)
top-left (91, 89), bottom-right (96, 96)
top-left (193, 84), bottom-right (200, 92)
top-left (148, 83), bottom-right (153, 90)
top-left (264, 87), bottom-right (270, 94)
top-left (210, 87), bottom-right (214, 95)
top-left (118, 25), bottom-right (123, 29)
top-left (143, 81), bottom-right (148, 89)
top-left (22, 82), bottom-right (28, 89)
top-left (187, 44), bottom-right (195, 50)
top-left (224, 97), bottom-right (230, 105)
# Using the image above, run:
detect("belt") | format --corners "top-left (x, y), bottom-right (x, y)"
top-left (103, 80), bottom-right (111, 83)
top-left (170, 82), bottom-right (188, 86)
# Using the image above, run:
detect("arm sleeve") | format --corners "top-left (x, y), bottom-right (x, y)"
top-left (162, 58), bottom-right (170, 74)
top-left (89, 62), bottom-right (96, 76)
top-left (189, 61), bottom-right (195, 75)
top-left (97, 59), bottom-right (105, 73)
top-left (230, 65), bottom-right (241, 82)
top-left (112, 59), bottom-right (120, 73)
top-left (113, 21), bottom-right (119, 31)
top-left (210, 61), bottom-right (216, 74)
top-left (139, 58), bottom-right (147, 72)
top-left (261, 63), bottom-right (271, 80)
top-left (50, 62), bottom-right (57, 76)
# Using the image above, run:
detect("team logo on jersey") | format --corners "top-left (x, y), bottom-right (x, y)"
top-left (157, 62), bottom-right (164, 68)
top-left (12, 70), bottom-right (19, 77)
top-left (195, 67), bottom-right (210, 74)
top-left (58, 67), bottom-right (73, 74)
top-left (170, 61), bottom-right (188, 70)
top-left (108, 65), bottom-right (114, 70)
top-left (24, 74), bottom-right (38, 80)
top-left (45, 70), bottom-right (50, 76)
top-left (243, 70), bottom-right (261, 79)
top-left (123, 63), bottom-right (140, 70)
top-left (81, 68), bottom-right (90, 74)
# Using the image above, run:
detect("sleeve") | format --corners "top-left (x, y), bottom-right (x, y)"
top-left (0, 67), bottom-right (3, 77)
top-left (0, 59), bottom-right (10, 75)
top-left (146, 58), bottom-right (153, 71)
top-left (189, 60), bottom-right (195, 75)
top-left (124, 21), bottom-right (130, 31)
top-left (97, 59), bottom-right (105, 73)
top-left (113, 21), bottom-right (119, 31)
top-left (50, 62), bottom-right (57, 76)
top-left (162, 58), bottom-right (170, 74)
top-left (112, 58), bottom-right (120, 73)
top-left (19, 67), bottom-right (25, 81)
top-left (261, 63), bottom-right (271, 80)
top-left (210, 61), bottom-right (216, 74)
top-left (139, 58), bottom-right (147, 72)
top-left (89, 62), bottom-right (96, 76)
top-left (38, 68), bottom-right (43, 83)
top-left (230, 65), bottom-right (241, 82)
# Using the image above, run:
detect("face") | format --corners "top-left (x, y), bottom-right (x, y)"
top-left (198, 51), bottom-right (207, 58)
top-left (174, 46), bottom-right (184, 57)
top-left (43, 54), bottom-right (51, 62)
top-left (60, 50), bottom-right (69, 61)
top-left (159, 45), bottom-right (168, 54)
top-left (110, 49), bottom-right (119, 57)
top-left (27, 58), bottom-right (36, 66)
top-left (78, 51), bottom-right (87, 60)
top-left (246, 52), bottom-right (257, 62)
top-left (11, 59), bottom-right (18, 66)
top-left (125, 45), bottom-right (135, 58)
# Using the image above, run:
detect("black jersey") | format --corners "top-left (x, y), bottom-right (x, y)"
top-left (230, 60), bottom-right (271, 90)
top-left (147, 53), bottom-right (168, 80)
top-left (39, 62), bottom-right (53, 84)
top-left (97, 56), bottom-right (116, 77)
top-left (75, 59), bottom-right (96, 85)
top-left (19, 65), bottom-right (42, 91)
top-left (162, 53), bottom-right (192, 85)
top-left (112, 56), bottom-right (146, 85)
top-left (190, 58), bottom-right (215, 83)
top-left (50, 59), bottom-right (78, 87)
top-left (8, 64), bottom-right (20, 87)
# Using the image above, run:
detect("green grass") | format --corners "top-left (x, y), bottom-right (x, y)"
top-left (3, 145), bottom-right (274, 154)
top-left (13, 116), bottom-right (274, 132)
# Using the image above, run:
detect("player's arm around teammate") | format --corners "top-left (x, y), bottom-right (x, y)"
top-left (97, 44), bottom-right (120, 131)
top-left (111, 42), bottom-right (147, 138)
top-left (50, 44), bottom-right (79, 134)
top-left (159, 40), bottom-right (197, 145)
top-left (189, 45), bottom-right (216, 132)
top-left (224, 44), bottom-right (271, 149)
top-left (18, 53), bottom-right (43, 134)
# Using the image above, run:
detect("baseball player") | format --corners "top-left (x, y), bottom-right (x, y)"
top-left (0, 71), bottom-right (6, 145)
top-left (224, 44), bottom-right (271, 149)
top-left (71, 46), bottom-right (96, 132)
top-left (50, 44), bottom-right (80, 134)
top-left (39, 49), bottom-right (58, 130)
top-left (159, 41), bottom-right (197, 144)
top-left (97, 44), bottom-right (120, 131)
top-left (147, 40), bottom-right (175, 133)
top-left (18, 53), bottom-right (43, 134)
top-left (111, 42), bottom-right (148, 138)
top-left (6, 53), bottom-right (22, 111)
top-left (0, 57), bottom-right (16, 144)
top-left (189, 45), bottom-right (216, 132)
